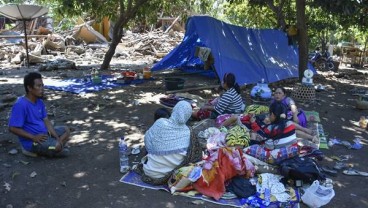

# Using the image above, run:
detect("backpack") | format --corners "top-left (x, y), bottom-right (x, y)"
top-left (279, 156), bottom-right (326, 184)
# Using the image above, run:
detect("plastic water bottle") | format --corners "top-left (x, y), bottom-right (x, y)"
top-left (119, 137), bottom-right (130, 173)
top-left (264, 188), bottom-right (271, 206)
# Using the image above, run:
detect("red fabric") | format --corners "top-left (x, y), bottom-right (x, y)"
top-left (193, 148), bottom-right (243, 200)
top-left (196, 109), bottom-right (211, 120)
top-left (239, 114), bottom-right (251, 124)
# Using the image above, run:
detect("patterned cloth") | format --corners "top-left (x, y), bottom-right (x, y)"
top-left (193, 147), bottom-right (255, 200)
top-left (251, 120), bottom-right (297, 149)
top-left (245, 104), bottom-right (269, 115)
top-left (226, 125), bottom-right (251, 147)
top-left (244, 143), bottom-right (299, 164)
top-left (145, 101), bottom-right (192, 155)
top-left (256, 173), bottom-right (291, 202)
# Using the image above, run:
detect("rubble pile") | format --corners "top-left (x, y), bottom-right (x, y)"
top-left (0, 21), bottom-right (184, 70)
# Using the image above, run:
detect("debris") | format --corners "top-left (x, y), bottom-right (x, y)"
top-left (30, 171), bottom-right (37, 178)
top-left (73, 24), bottom-right (108, 44)
top-left (8, 148), bottom-right (18, 155)
top-left (11, 171), bottom-right (20, 179)
top-left (351, 138), bottom-right (362, 150)
top-left (3, 163), bottom-right (11, 168)
top-left (19, 160), bottom-right (30, 165)
top-left (3, 182), bottom-right (11, 191)
top-left (191, 200), bottom-right (204, 205)
top-left (356, 95), bottom-right (368, 110)
top-left (60, 181), bottom-right (67, 187)
top-left (359, 116), bottom-right (367, 128)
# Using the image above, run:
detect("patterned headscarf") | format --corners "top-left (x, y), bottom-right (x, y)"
top-left (144, 101), bottom-right (192, 155)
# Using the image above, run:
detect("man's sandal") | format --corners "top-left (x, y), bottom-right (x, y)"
top-left (343, 168), bottom-right (368, 177)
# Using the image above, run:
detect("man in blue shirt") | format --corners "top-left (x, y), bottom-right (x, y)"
top-left (8, 72), bottom-right (70, 157)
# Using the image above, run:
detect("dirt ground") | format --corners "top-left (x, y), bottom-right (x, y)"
top-left (0, 62), bottom-right (367, 208)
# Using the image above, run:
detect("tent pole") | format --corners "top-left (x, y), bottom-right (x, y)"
top-left (23, 20), bottom-right (29, 68)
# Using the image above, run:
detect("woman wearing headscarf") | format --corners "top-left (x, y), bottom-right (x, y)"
top-left (137, 101), bottom-right (202, 185)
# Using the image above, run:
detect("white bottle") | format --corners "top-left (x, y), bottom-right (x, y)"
top-left (119, 137), bottom-right (130, 173)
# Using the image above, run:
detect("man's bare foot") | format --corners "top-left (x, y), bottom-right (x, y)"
top-left (55, 141), bottom-right (63, 152)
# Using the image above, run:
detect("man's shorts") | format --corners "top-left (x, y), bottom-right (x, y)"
top-left (30, 126), bottom-right (66, 157)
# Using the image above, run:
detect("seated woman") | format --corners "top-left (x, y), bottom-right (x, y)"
top-left (273, 87), bottom-right (317, 143)
top-left (137, 101), bottom-right (202, 185)
top-left (244, 101), bottom-right (299, 164)
top-left (192, 72), bottom-right (245, 120)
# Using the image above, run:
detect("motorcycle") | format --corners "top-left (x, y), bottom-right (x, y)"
top-left (309, 51), bottom-right (335, 72)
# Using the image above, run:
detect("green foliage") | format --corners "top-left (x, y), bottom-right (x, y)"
top-left (129, 0), bottom-right (191, 30)
top-left (306, 6), bottom-right (339, 51)
top-left (0, 0), bottom-right (30, 4)
top-left (223, 1), bottom-right (276, 28)
top-left (310, 0), bottom-right (367, 31)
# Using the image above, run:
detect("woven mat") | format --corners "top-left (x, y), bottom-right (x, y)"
top-left (120, 171), bottom-right (300, 207)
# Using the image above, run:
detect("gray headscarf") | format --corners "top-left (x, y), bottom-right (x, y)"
top-left (144, 101), bottom-right (192, 155)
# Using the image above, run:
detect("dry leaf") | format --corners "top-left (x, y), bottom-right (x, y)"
top-left (4, 182), bottom-right (11, 191)
top-left (20, 160), bottom-right (30, 165)
top-left (11, 171), bottom-right (20, 179)
top-left (30, 171), bottom-right (37, 178)
top-left (8, 148), bottom-right (18, 155)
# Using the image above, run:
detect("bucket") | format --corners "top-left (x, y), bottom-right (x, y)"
top-left (143, 67), bottom-right (151, 79)
top-left (164, 78), bottom-right (185, 91)
top-left (92, 76), bottom-right (102, 85)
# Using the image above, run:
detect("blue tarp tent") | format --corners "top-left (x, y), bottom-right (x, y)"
top-left (152, 16), bottom-right (303, 85)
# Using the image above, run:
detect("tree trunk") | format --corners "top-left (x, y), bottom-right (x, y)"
top-left (296, 0), bottom-right (308, 81)
top-left (360, 38), bottom-right (367, 67)
top-left (266, 0), bottom-right (287, 29)
top-left (100, 21), bottom-right (124, 70)
top-left (100, 0), bottom-right (150, 70)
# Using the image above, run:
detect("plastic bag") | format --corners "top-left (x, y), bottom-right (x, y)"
top-left (301, 180), bottom-right (335, 208)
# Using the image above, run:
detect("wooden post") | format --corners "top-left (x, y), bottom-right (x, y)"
top-left (29, 18), bottom-right (38, 35)
top-left (164, 15), bottom-right (180, 33)
top-left (23, 20), bottom-right (30, 68)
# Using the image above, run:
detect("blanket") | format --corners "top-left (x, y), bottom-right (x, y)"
top-left (304, 111), bottom-right (328, 149)
top-left (44, 75), bottom-right (152, 94)
top-left (120, 171), bottom-right (300, 208)
top-left (315, 123), bottom-right (328, 149)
